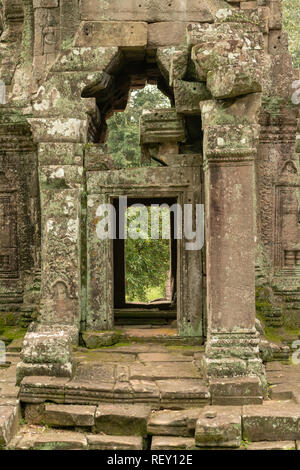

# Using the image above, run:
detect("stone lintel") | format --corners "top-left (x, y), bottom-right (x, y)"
top-left (75, 22), bottom-right (148, 48)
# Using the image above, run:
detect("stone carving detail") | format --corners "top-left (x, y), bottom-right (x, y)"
top-left (51, 280), bottom-right (74, 323)
top-left (0, 171), bottom-right (18, 278)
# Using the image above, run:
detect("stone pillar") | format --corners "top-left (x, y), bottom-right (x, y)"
top-left (200, 98), bottom-right (267, 399)
top-left (16, 45), bottom-right (119, 383)
top-left (188, 21), bottom-right (267, 401)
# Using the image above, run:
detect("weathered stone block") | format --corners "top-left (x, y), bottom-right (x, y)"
top-left (148, 409), bottom-right (201, 437)
top-left (75, 22), bottom-right (147, 47)
top-left (148, 22), bottom-right (191, 47)
top-left (195, 406), bottom-right (242, 448)
top-left (33, 0), bottom-right (59, 7)
top-left (87, 434), bottom-right (143, 450)
top-left (16, 361), bottom-right (73, 386)
top-left (33, 431), bottom-right (88, 450)
top-left (174, 80), bottom-right (211, 114)
top-left (0, 405), bottom-right (19, 448)
top-left (246, 441), bottom-right (296, 450)
top-left (207, 65), bottom-right (262, 99)
top-left (82, 331), bottom-right (120, 349)
top-left (38, 143), bottom-right (84, 166)
top-left (24, 403), bottom-right (46, 425)
top-left (19, 376), bottom-right (69, 404)
top-left (39, 165), bottom-right (83, 190)
top-left (94, 403), bottom-right (151, 437)
top-left (80, 0), bottom-right (213, 23)
top-left (210, 376), bottom-right (263, 406)
top-left (157, 379), bottom-right (209, 404)
top-left (44, 404), bottom-right (96, 427)
top-left (29, 118), bottom-right (87, 143)
top-left (51, 46), bottom-right (119, 73)
top-left (243, 402), bottom-right (300, 441)
top-left (21, 331), bottom-right (73, 365)
top-left (140, 109), bottom-right (185, 145)
top-left (151, 436), bottom-right (196, 450)
top-left (130, 380), bottom-right (160, 404)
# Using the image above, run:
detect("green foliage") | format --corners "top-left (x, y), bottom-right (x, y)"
top-left (125, 206), bottom-right (171, 303)
top-left (107, 86), bottom-right (172, 303)
top-left (283, 0), bottom-right (300, 68)
top-left (106, 85), bottom-right (170, 168)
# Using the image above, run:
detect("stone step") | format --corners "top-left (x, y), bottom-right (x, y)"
top-left (20, 375), bottom-right (210, 407)
top-left (0, 404), bottom-right (20, 448)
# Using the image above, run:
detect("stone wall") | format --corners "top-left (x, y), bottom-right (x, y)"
top-left (0, 0), bottom-right (298, 392)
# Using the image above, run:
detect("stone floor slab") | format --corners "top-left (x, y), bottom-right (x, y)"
top-left (129, 363), bottom-right (200, 381)
top-left (138, 353), bottom-right (191, 362)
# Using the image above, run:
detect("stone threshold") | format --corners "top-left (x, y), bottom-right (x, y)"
top-left (19, 376), bottom-right (210, 407)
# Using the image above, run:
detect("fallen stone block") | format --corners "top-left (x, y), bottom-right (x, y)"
top-left (87, 434), bottom-right (143, 450)
top-left (195, 406), bottom-right (242, 448)
top-left (94, 403), bottom-right (151, 437)
top-left (243, 402), bottom-right (300, 441)
top-left (44, 404), bottom-right (96, 427)
top-left (151, 436), bottom-right (196, 450)
top-left (81, 331), bottom-right (120, 349)
top-left (148, 409), bottom-right (201, 437)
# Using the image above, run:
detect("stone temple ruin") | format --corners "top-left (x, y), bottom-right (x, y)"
top-left (0, 0), bottom-right (300, 451)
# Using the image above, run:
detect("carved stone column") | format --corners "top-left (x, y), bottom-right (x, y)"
top-left (201, 98), bottom-right (267, 399)
top-left (17, 45), bottom-right (119, 382)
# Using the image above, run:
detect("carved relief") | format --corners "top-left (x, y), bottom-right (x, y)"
top-left (51, 280), bottom-right (74, 323)
top-left (274, 186), bottom-right (300, 269)
top-left (0, 171), bottom-right (18, 278)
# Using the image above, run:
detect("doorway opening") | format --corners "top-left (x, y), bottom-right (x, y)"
top-left (113, 197), bottom-right (177, 326)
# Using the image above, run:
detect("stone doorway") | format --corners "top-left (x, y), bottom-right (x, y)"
top-left (113, 196), bottom-right (178, 327)
top-left (86, 164), bottom-right (205, 338)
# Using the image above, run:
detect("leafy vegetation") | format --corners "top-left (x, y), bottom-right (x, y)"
top-left (125, 206), bottom-right (171, 303)
top-left (107, 86), bottom-right (172, 304)
top-left (106, 85), bottom-right (170, 168)
top-left (283, 0), bottom-right (300, 68)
